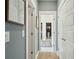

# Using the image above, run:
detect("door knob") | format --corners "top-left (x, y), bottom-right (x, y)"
top-left (62, 38), bottom-right (66, 41)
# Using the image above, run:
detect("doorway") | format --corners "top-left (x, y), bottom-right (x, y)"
top-left (39, 11), bottom-right (56, 52)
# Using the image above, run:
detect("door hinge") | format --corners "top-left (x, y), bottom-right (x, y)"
top-left (31, 13), bottom-right (33, 16)
top-left (31, 32), bottom-right (33, 35)
top-left (31, 51), bottom-right (33, 54)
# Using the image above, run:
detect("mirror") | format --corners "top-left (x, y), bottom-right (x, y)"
top-left (46, 23), bottom-right (51, 39)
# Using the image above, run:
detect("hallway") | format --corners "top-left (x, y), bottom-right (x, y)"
top-left (37, 52), bottom-right (58, 59)
top-left (5, 0), bottom-right (74, 59)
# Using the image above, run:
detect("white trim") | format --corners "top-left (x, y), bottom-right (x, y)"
top-left (35, 51), bottom-right (40, 59)
top-left (26, 0), bottom-right (28, 59)
top-left (39, 11), bottom-right (56, 15)
top-left (58, 0), bottom-right (71, 10)
top-left (28, 0), bottom-right (37, 9)
top-left (31, 0), bottom-right (37, 9)
top-left (58, 0), bottom-right (65, 9)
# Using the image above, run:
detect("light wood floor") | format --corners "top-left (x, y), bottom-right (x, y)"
top-left (37, 52), bottom-right (58, 59)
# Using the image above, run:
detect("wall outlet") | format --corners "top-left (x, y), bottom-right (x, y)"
top-left (5, 32), bottom-right (10, 42)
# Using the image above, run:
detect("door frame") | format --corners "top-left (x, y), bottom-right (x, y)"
top-left (38, 11), bottom-right (57, 51)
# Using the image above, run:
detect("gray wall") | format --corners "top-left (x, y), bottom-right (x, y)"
top-left (58, 0), bottom-right (62, 6)
top-left (5, 22), bottom-right (25, 59)
top-left (58, 0), bottom-right (64, 6)
top-left (38, 1), bottom-right (57, 11)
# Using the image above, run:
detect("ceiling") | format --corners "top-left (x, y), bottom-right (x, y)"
top-left (38, 0), bottom-right (57, 2)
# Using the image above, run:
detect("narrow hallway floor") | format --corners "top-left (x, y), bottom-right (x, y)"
top-left (37, 52), bottom-right (58, 59)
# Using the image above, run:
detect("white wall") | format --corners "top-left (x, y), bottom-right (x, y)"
top-left (38, 1), bottom-right (57, 11)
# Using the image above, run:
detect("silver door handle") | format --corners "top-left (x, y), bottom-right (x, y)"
top-left (62, 38), bottom-right (66, 41)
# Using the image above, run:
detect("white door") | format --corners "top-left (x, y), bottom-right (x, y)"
top-left (28, 8), bottom-right (35, 59)
top-left (58, 0), bottom-right (74, 59)
top-left (62, 0), bottom-right (74, 59)
top-left (28, 8), bottom-right (32, 59)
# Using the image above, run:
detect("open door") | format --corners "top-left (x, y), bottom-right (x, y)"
top-left (28, 6), bottom-right (35, 59)
top-left (28, 8), bottom-right (32, 59)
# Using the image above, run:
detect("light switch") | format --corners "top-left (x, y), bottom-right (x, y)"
top-left (5, 32), bottom-right (10, 42)
top-left (22, 31), bottom-right (24, 37)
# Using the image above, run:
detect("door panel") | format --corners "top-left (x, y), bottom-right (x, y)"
top-left (28, 8), bottom-right (32, 59)
top-left (31, 10), bottom-right (35, 59)
top-left (58, 0), bottom-right (74, 59)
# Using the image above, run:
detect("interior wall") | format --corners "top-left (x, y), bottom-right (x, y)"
top-left (5, 0), bottom-right (26, 59)
top-left (38, 1), bottom-right (57, 11)
top-left (58, 0), bottom-right (63, 6)
top-left (5, 22), bottom-right (25, 59)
